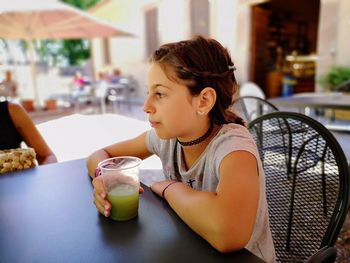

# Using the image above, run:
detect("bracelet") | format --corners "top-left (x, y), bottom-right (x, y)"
top-left (94, 167), bottom-right (101, 178)
top-left (161, 181), bottom-right (179, 199)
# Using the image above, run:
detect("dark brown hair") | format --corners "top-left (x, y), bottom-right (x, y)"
top-left (150, 35), bottom-right (244, 126)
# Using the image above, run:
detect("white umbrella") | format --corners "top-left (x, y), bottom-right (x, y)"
top-left (0, 0), bottom-right (134, 107)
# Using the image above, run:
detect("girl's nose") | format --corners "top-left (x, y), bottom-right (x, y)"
top-left (143, 97), bottom-right (154, 114)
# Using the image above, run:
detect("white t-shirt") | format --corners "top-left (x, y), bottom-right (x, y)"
top-left (0, 80), bottom-right (17, 97)
top-left (145, 123), bottom-right (276, 262)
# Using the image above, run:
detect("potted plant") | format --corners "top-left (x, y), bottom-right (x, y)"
top-left (319, 66), bottom-right (350, 91)
top-left (21, 99), bottom-right (35, 112)
top-left (319, 66), bottom-right (350, 120)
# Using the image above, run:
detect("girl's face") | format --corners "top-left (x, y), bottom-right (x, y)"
top-left (143, 63), bottom-right (202, 140)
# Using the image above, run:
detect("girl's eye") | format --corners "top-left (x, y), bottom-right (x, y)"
top-left (155, 92), bottom-right (165, 98)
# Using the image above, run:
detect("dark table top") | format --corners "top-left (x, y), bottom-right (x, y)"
top-left (0, 159), bottom-right (265, 263)
top-left (269, 93), bottom-right (350, 110)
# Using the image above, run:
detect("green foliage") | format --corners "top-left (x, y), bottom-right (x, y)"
top-left (36, 0), bottom-right (100, 66)
top-left (35, 40), bottom-right (62, 65)
top-left (62, 0), bottom-right (99, 10)
top-left (60, 40), bottom-right (90, 66)
top-left (319, 66), bottom-right (350, 91)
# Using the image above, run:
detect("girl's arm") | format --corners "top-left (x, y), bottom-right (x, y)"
top-left (86, 131), bottom-right (153, 178)
top-left (151, 150), bottom-right (259, 253)
top-left (8, 102), bottom-right (57, 165)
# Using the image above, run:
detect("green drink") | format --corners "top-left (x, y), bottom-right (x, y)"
top-left (99, 156), bottom-right (141, 222)
top-left (107, 184), bottom-right (139, 221)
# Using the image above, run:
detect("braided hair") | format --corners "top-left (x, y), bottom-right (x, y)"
top-left (151, 36), bottom-right (244, 126)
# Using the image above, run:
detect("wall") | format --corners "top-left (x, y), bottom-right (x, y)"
top-left (158, 0), bottom-right (188, 42)
top-left (210, 0), bottom-right (243, 83)
top-left (336, 0), bottom-right (350, 66)
top-left (316, 0), bottom-right (350, 91)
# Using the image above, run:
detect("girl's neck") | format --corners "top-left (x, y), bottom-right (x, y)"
top-left (180, 124), bottom-right (221, 169)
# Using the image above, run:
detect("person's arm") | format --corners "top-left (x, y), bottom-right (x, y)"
top-left (8, 102), bottom-right (57, 165)
top-left (151, 151), bottom-right (259, 253)
top-left (86, 131), bottom-right (153, 178)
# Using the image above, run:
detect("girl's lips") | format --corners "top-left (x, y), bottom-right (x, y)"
top-left (149, 121), bottom-right (159, 127)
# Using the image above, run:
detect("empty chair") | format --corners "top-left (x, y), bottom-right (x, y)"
top-left (105, 84), bottom-right (130, 113)
top-left (248, 112), bottom-right (350, 262)
top-left (239, 82), bottom-right (266, 99)
top-left (232, 96), bottom-right (279, 123)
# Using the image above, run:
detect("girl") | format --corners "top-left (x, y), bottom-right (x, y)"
top-left (87, 36), bottom-right (275, 262)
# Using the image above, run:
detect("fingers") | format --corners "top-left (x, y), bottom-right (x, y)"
top-left (93, 196), bottom-right (109, 216)
top-left (93, 189), bottom-right (111, 216)
top-left (92, 177), bottom-right (111, 217)
top-left (139, 186), bottom-right (144, 194)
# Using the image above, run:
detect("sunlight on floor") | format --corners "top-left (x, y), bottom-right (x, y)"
top-left (37, 113), bottom-right (164, 185)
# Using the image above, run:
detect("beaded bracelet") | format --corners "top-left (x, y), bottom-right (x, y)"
top-left (161, 181), bottom-right (179, 199)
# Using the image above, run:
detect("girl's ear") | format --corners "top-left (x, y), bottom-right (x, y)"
top-left (197, 87), bottom-right (216, 115)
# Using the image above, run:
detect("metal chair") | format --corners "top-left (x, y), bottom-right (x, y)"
top-left (239, 81), bottom-right (266, 99)
top-left (232, 96), bottom-right (279, 123)
top-left (248, 112), bottom-right (350, 263)
top-left (105, 84), bottom-right (130, 113)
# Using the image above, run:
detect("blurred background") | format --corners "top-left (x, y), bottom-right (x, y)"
top-left (1, 0), bottom-right (349, 112)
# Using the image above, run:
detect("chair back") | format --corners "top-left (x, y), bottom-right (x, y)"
top-left (232, 96), bottom-right (279, 123)
top-left (239, 82), bottom-right (266, 98)
top-left (248, 112), bottom-right (350, 262)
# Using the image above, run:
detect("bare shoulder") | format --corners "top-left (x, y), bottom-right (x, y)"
top-left (220, 150), bottom-right (259, 180)
top-left (7, 102), bottom-right (32, 127)
top-left (8, 102), bottom-right (26, 116)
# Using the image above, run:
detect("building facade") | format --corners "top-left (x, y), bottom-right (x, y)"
top-left (90, 0), bottom-right (350, 97)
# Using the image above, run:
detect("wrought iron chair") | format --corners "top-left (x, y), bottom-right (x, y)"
top-left (248, 112), bottom-right (350, 263)
top-left (232, 96), bottom-right (279, 124)
top-left (239, 82), bottom-right (266, 98)
top-left (105, 84), bottom-right (131, 112)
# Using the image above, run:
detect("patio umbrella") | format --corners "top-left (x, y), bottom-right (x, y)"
top-left (0, 0), bottom-right (134, 107)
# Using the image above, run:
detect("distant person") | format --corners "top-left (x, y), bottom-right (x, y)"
top-left (95, 71), bottom-right (108, 97)
top-left (72, 71), bottom-right (90, 100)
top-left (109, 68), bottom-right (122, 84)
top-left (72, 71), bottom-right (86, 90)
top-left (95, 72), bottom-right (109, 101)
top-left (0, 101), bottom-right (57, 165)
top-left (0, 70), bottom-right (18, 98)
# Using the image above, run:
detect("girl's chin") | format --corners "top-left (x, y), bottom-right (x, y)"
top-left (154, 129), bottom-right (176, 140)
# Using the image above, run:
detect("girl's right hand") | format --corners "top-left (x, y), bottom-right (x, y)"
top-left (92, 176), bottom-right (111, 217)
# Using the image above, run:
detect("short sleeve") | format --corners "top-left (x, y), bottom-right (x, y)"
top-left (212, 125), bottom-right (261, 179)
top-left (145, 129), bottom-right (161, 156)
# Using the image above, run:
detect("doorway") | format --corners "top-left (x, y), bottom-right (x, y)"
top-left (249, 0), bottom-right (320, 97)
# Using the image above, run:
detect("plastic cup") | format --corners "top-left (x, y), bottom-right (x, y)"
top-left (98, 156), bottom-right (141, 221)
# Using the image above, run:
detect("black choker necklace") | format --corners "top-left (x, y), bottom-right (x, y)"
top-left (177, 122), bottom-right (214, 146)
